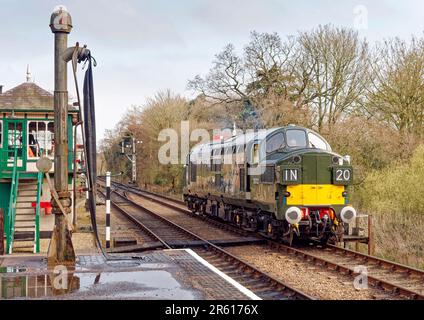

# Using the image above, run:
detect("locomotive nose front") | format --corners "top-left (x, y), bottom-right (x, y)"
top-left (281, 150), bottom-right (355, 226)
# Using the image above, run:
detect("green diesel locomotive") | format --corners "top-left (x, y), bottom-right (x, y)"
top-left (183, 125), bottom-right (356, 245)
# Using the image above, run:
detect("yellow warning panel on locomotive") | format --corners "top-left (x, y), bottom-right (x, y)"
top-left (286, 184), bottom-right (345, 206)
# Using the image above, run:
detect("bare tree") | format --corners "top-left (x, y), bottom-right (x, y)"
top-left (367, 37), bottom-right (424, 137)
top-left (188, 44), bottom-right (247, 104)
top-left (244, 31), bottom-right (296, 100)
top-left (293, 25), bottom-right (369, 131)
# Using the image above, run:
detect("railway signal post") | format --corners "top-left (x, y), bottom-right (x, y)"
top-left (121, 135), bottom-right (142, 184)
top-left (48, 6), bottom-right (76, 265)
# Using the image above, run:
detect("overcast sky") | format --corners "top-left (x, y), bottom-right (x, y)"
top-left (1, 0), bottom-right (424, 141)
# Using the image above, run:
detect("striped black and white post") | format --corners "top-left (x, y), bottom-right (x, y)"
top-left (105, 171), bottom-right (111, 249)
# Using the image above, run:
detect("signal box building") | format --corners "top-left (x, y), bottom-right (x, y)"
top-left (0, 73), bottom-right (77, 254)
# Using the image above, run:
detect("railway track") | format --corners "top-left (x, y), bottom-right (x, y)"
top-left (96, 184), bottom-right (313, 300)
top-left (101, 180), bottom-right (424, 300)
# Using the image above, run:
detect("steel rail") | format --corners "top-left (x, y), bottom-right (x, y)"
top-left (104, 180), bottom-right (250, 237)
top-left (107, 181), bottom-right (424, 300)
top-left (96, 184), bottom-right (314, 300)
top-left (268, 242), bottom-right (424, 300)
top-left (98, 189), bottom-right (171, 249)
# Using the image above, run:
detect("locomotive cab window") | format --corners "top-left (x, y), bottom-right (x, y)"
top-left (308, 132), bottom-right (329, 151)
top-left (266, 132), bottom-right (285, 153)
top-left (286, 129), bottom-right (307, 148)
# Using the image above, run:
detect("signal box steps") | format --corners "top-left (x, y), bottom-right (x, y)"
top-left (12, 178), bottom-right (39, 254)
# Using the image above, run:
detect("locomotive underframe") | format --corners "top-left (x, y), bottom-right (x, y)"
top-left (184, 192), bottom-right (342, 244)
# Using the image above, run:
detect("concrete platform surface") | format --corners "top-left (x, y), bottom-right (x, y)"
top-left (0, 249), bottom-right (258, 300)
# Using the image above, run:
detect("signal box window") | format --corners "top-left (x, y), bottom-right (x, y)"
top-left (28, 121), bottom-right (55, 158)
top-left (8, 122), bottom-right (23, 158)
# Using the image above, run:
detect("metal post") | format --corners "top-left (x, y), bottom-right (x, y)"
top-left (132, 137), bottom-right (137, 183)
top-left (355, 216), bottom-right (359, 252)
top-left (368, 215), bottom-right (374, 256)
top-left (48, 6), bottom-right (75, 265)
top-left (105, 172), bottom-right (111, 248)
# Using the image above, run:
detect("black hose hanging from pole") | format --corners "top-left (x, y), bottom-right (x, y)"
top-left (74, 52), bottom-right (140, 261)
top-left (82, 53), bottom-right (102, 252)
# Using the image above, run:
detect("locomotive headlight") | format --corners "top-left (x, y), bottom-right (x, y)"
top-left (332, 156), bottom-right (340, 165)
top-left (285, 207), bottom-right (302, 225)
top-left (340, 206), bottom-right (357, 224)
top-left (292, 155), bottom-right (302, 164)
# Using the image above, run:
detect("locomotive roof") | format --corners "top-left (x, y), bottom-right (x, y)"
top-left (190, 126), bottom-right (299, 154)
top-left (189, 126), bottom-right (339, 165)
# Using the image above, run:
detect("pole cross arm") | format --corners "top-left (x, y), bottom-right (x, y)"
top-left (63, 45), bottom-right (91, 64)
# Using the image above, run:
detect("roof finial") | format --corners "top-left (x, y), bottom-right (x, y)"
top-left (26, 64), bottom-right (32, 82)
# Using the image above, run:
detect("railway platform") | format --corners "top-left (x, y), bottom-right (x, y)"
top-left (0, 249), bottom-right (259, 300)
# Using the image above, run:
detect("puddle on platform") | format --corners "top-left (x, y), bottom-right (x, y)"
top-left (0, 269), bottom-right (196, 300)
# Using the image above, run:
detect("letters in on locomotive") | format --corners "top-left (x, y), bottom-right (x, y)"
top-left (183, 125), bottom-right (356, 245)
